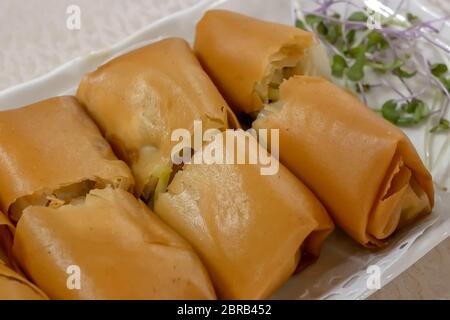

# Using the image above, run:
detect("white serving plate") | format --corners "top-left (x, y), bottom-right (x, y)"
top-left (0, 0), bottom-right (448, 300)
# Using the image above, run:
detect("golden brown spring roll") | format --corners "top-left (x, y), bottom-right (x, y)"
top-left (0, 97), bottom-right (134, 222)
top-left (253, 76), bottom-right (434, 247)
top-left (0, 259), bottom-right (48, 300)
top-left (1, 211), bottom-right (47, 300)
top-left (195, 10), bottom-right (330, 114)
top-left (77, 38), bottom-right (239, 202)
top-left (12, 187), bottom-right (216, 300)
top-left (0, 212), bottom-right (14, 260)
top-left (155, 130), bottom-right (334, 299)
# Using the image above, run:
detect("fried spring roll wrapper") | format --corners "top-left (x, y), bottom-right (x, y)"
top-left (12, 187), bottom-right (216, 300)
top-left (0, 213), bottom-right (14, 259)
top-left (77, 38), bottom-right (239, 199)
top-left (253, 76), bottom-right (434, 247)
top-left (0, 97), bottom-right (133, 222)
top-left (155, 131), bottom-right (334, 299)
top-left (0, 259), bottom-right (48, 300)
top-left (1, 212), bottom-right (47, 300)
top-left (194, 10), bottom-right (331, 114)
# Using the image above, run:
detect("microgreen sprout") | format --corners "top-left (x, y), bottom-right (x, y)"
top-left (294, 0), bottom-right (450, 178)
top-left (430, 118), bottom-right (450, 133)
top-left (294, 0), bottom-right (449, 128)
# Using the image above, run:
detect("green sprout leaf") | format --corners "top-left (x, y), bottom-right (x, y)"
top-left (295, 19), bottom-right (307, 30)
top-left (396, 117), bottom-right (417, 126)
top-left (431, 63), bottom-right (448, 77)
top-left (385, 99), bottom-right (430, 126)
top-left (413, 100), bottom-right (429, 122)
top-left (305, 14), bottom-right (323, 25)
top-left (402, 99), bottom-right (428, 122)
top-left (407, 12), bottom-right (419, 23)
top-left (440, 77), bottom-right (450, 91)
top-left (316, 21), bottom-right (328, 35)
top-left (346, 64), bottom-right (365, 81)
top-left (331, 13), bottom-right (341, 20)
top-left (331, 54), bottom-right (348, 78)
top-left (345, 45), bottom-right (366, 58)
top-left (367, 31), bottom-right (389, 52)
top-left (346, 29), bottom-right (356, 45)
top-left (355, 83), bottom-right (371, 93)
top-left (369, 58), bottom-right (404, 73)
top-left (401, 99), bottom-right (424, 113)
top-left (430, 118), bottom-right (450, 133)
top-left (345, 49), bottom-right (366, 81)
top-left (381, 100), bottom-right (400, 124)
top-left (326, 24), bottom-right (342, 44)
top-left (348, 11), bottom-right (368, 22)
top-left (393, 66), bottom-right (417, 78)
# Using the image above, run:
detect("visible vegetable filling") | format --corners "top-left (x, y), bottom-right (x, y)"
top-left (141, 163), bottom-right (174, 208)
top-left (255, 42), bottom-right (331, 106)
top-left (8, 179), bottom-right (115, 222)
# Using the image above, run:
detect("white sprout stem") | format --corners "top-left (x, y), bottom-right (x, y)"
top-left (424, 90), bottom-right (443, 169)
top-left (433, 128), bottom-right (450, 173)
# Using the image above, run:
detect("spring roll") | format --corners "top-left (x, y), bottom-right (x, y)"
top-left (0, 213), bottom-right (14, 260)
top-left (12, 187), bottom-right (216, 300)
top-left (0, 259), bottom-right (48, 300)
top-left (195, 10), bottom-right (330, 115)
top-left (155, 130), bottom-right (334, 299)
top-left (77, 38), bottom-right (239, 203)
top-left (1, 212), bottom-right (47, 300)
top-left (0, 97), bottom-right (134, 222)
top-left (253, 76), bottom-right (434, 247)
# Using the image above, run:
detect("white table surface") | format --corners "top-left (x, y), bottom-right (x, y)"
top-left (1, 0), bottom-right (449, 300)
